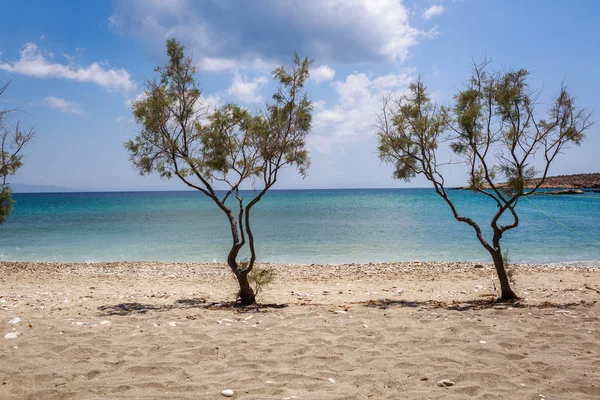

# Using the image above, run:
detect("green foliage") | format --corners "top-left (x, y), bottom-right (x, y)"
top-left (0, 81), bottom-right (34, 224)
top-left (502, 249), bottom-right (517, 285)
top-left (501, 248), bottom-right (511, 266)
top-left (126, 40), bottom-right (313, 187)
top-left (125, 40), bottom-right (313, 303)
top-left (0, 185), bottom-right (14, 224)
top-left (237, 260), bottom-right (277, 299)
top-left (247, 265), bottom-right (277, 298)
top-left (376, 59), bottom-right (592, 300)
top-left (377, 79), bottom-right (445, 182)
top-left (379, 60), bottom-right (592, 199)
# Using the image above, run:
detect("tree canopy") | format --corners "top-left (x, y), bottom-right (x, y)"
top-left (378, 60), bottom-right (593, 300)
top-left (0, 81), bottom-right (35, 224)
top-left (126, 39), bottom-right (312, 304)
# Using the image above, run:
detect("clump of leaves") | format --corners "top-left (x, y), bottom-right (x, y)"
top-left (0, 186), bottom-right (14, 224)
top-left (240, 261), bottom-right (277, 298)
top-left (502, 249), bottom-right (517, 285)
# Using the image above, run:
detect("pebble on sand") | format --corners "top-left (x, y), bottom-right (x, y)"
top-left (328, 377), bottom-right (336, 383)
top-left (437, 379), bottom-right (455, 387)
top-left (4, 332), bottom-right (19, 339)
top-left (8, 317), bottom-right (21, 325)
top-left (221, 389), bottom-right (234, 397)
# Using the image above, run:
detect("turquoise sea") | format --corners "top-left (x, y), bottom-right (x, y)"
top-left (0, 189), bottom-right (598, 265)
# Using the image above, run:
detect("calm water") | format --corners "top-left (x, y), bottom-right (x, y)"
top-left (0, 189), bottom-right (598, 265)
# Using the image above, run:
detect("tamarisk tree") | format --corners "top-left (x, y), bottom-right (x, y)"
top-left (126, 39), bottom-right (312, 305)
top-left (0, 81), bottom-right (35, 223)
top-left (377, 61), bottom-right (593, 300)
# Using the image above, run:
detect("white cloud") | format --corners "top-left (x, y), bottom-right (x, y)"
top-left (45, 96), bottom-right (87, 115)
top-left (110, 0), bottom-right (435, 68)
top-left (226, 73), bottom-right (267, 103)
top-left (197, 57), bottom-right (237, 72)
top-left (309, 70), bottom-right (414, 154)
top-left (202, 94), bottom-right (221, 111)
top-left (310, 65), bottom-right (335, 83)
top-left (422, 5), bottom-right (444, 20)
top-left (0, 43), bottom-right (135, 92)
top-left (197, 56), bottom-right (277, 73)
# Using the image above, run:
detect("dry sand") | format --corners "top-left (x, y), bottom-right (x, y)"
top-left (1, 261), bottom-right (599, 399)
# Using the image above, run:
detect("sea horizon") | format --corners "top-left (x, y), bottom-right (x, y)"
top-left (1, 189), bottom-right (598, 266)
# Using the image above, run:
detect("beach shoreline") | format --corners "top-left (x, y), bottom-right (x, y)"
top-left (1, 261), bottom-right (599, 399)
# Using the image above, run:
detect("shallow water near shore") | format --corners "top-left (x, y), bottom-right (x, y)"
top-left (0, 189), bottom-right (599, 264)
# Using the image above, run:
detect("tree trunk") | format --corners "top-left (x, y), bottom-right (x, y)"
top-left (236, 270), bottom-right (256, 306)
top-left (490, 250), bottom-right (518, 301)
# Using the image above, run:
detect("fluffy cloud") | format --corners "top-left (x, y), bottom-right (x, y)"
top-left (310, 65), bottom-right (335, 83)
top-left (45, 96), bottom-right (87, 115)
top-left (309, 70), bottom-right (414, 153)
top-left (109, 0), bottom-right (435, 70)
top-left (422, 5), bottom-right (444, 20)
top-left (197, 56), bottom-right (277, 73)
top-left (0, 43), bottom-right (135, 92)
top-left (226, 73), bottom-right (268, 103)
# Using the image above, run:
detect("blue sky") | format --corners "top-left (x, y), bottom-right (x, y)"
top-left (1, 0), bottom-right (598, 191)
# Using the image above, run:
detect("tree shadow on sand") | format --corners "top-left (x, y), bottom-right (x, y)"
top-left (360, 298), bottom-right (596, 311)
top-left (98, 298), bottom-right (287, 316)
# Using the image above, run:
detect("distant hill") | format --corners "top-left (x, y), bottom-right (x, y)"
top-left (8, 183), bottom-right (77, 193)
top-left (453, 173), bottom-right (600, 190)
top-left (509, 173), bottom-right (600, 189)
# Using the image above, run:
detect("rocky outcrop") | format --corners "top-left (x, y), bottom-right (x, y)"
top-left (509, 173), bottom-right (600, 189)
top-left (544, 189), bottom-right (585, 195)
top-left (452, 173), bottom-right (600, 190)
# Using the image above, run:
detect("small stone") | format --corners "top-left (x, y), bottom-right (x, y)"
top-left (333, 310), bottom-right (346, 314)
top-left (100, 320), bottom-right (111, 325)
top-left (437, 379), bottom-right (455, 387)
top-left (4, 332), bottom-right (19, 339)
top-left (362, 324), bottom-right (369, 328)
top-left (328, 377), bottom-right (336, 383)
top-left (8, 318), bottom-right (21, 325)
top-left (167, 322), bottom-right (177, 327)
top-left (71, 322), bottom-right (84, 326)
top-left (221, 389), bottom-right (234, 397)
top-left (479, 340), bottom-right (487, 344)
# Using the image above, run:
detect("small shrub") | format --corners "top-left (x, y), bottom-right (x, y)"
top-left (248, 265), bottom-right (277, 297)
top-left (502, 249), bottom-right (516, 285)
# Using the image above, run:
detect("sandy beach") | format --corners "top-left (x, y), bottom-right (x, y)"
top-left (1, 261), bottom-right (599, 399)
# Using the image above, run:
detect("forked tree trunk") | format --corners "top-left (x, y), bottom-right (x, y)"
top-left (236, 271), bottom-right (256, 306)
top-left (227, 257), bottom-right (256, 306)
top-left (489, 249), bottom-right (518, 301)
